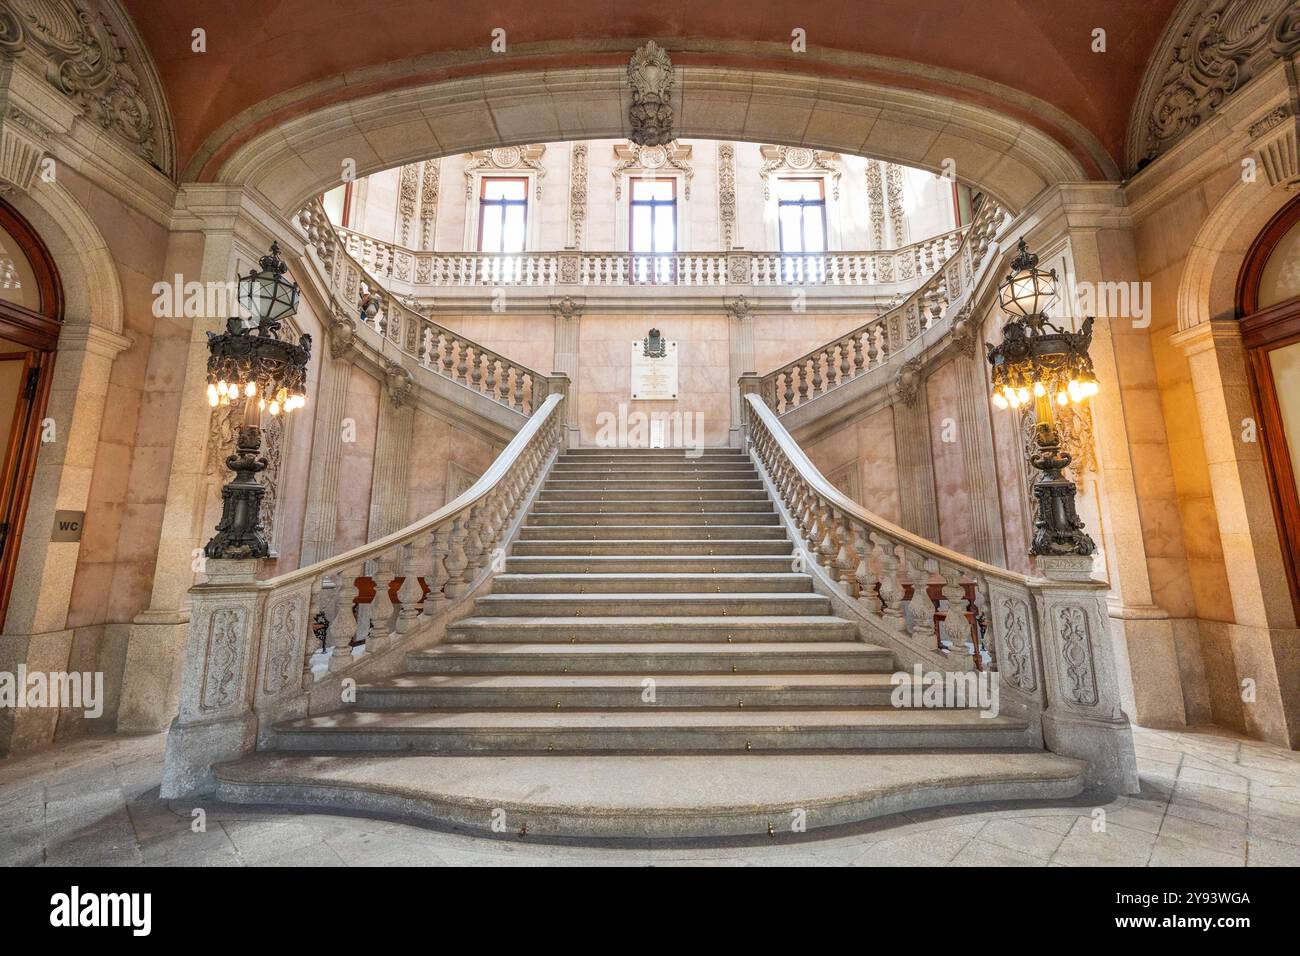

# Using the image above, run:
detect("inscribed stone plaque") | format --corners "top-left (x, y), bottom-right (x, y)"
top-left (630, 339), bottom-right (678, 400)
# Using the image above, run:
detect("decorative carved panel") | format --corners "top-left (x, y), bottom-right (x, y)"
top-left (464, 144), bottom-right (546, 199)
top-left (200, 606), bottom-right (245, 711)
top-left (612, 140), bottom-right (693, 198)
top-left (717, 142), bottom-right (736, 249)
top-left (0, 0), bottom-right (172, 173)
top-left (446, 461), bottom-right (480, 503)
top-left (1055, 604), bottom-right (1100, 707)
top-left (1128, 0), bottom-right (1300, 171)
top-left (568, 142), bottom-right (587, 248)
top-left (758, 144), bottom-right (841, 200)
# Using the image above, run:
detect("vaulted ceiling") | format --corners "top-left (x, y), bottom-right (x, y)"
top-left (120, 0), bottom-right (1181, 178)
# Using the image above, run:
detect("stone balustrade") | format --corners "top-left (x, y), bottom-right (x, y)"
top-left (739, 389), bottom-right (1139, 793)
top-left (160, 389), bottom-right (569, 796)
top-left (297, 201), bottom-right (550, 415)
top-left (758, 199), bottom-right (1007, 414)
top-left (333, 224), bottom-right (968, 289)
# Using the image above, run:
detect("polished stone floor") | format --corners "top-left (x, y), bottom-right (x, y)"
top-left (1, 725), bottom-right (1297, 866)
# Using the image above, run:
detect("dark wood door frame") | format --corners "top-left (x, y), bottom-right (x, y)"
top-left (0, 200), bottom-right (62, 631)
top-left (1237, 193), bottom-right (1300, 623)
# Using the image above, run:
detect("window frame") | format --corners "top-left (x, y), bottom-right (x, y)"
top-left (627, 177), bottom-right (678, 255)
top-left (475, 176), bottom-right (530, 254)
top-left (776, 177), bottom-right (828, 254)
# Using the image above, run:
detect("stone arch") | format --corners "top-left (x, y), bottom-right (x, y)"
top-left (1176, 179), bottom-right (1297, 332)
top-left (202, 64), bottom-right (1097, 219)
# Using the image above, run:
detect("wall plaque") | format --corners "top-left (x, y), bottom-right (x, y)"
top-left (51, 511), bottom-right (85, 542)
top-left (630, 336), bottom-right (678, 400)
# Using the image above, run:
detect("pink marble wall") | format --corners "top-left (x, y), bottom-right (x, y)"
top-left (798, 405), bottom-right (900, 524)
top-left (436, 313), bottom-right (556, 376)
top-left (925, 360), bottom-right (975, 557)
top-left (577, 314), bottom-right (731, 447)
top-left (64, 169), bottom-right (175, 630)
top-left (406, 411), bottom-right (502, 522)
top-left (333, 366), bottom-right (380, 551)
top-left (753, 312), bottom-right (877, 377)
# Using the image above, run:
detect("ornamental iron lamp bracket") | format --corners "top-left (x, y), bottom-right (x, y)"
top-left (985, 239), bottom-right (1099, 558)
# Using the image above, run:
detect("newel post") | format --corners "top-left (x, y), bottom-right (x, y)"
top-left (737, 373), bottom-right (761, 446)
top-left (1031, 555), bottom-right (1140, 794)
top-left (546, 371), bottom-right (575, 449)
top-left (160, 559), bottom-right (265, 797)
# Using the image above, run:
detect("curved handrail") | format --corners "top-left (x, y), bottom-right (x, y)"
top-left (297, 201), bottom-right (550, 415)
top-left (745, 392), bottom-right (1029, 588)
top-left (757, 199), bottom-right (1008, 414)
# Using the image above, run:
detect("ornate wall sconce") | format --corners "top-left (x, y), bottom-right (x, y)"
top-left (204, 242), bottom-right (312, 559)
top-left (985, 239), bottom-right (1098, 557)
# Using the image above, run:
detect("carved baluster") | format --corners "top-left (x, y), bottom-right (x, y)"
top-left (443, 517), bottom-right (470, 599)
top-left (368, 554), bottom-right (397, 653)
top-left (832, 510), bottom-right (858, 597)
top-left (970, 577), bottom-right (992, 671)
top-left (938, 564), bottom-right (971, 658)
top-left (497, 363), bottom-right (511, 404)
top-left (782, 369), bottom-right (795, 411)
top-left (396, 541), bottom-right (425, 635)
top-left (870, 535), bottom-right (906, 630)
top-left (463, 504), bottom-right (485, 572)
top-left (903, 551), bottom-right (938, 648)
top-left (838, 340), bottom-right (851, 384)
top-left (305, 574), bottom-right (330, 685)
top-left (811, 353), bottom-right (824, 395)
top-left (454, 339), bottom-right (469, 383)
top-left (469, 348), bottom-right (484, 391)
top-left (852, 334), bottom-right (865, 375)
top-left (796, 363), bottom-right (810, 403)
top-left (328, 567), bottom-right (361, 671)
top-left (423, 527), bottom-right (451, 616)
top-left (815, 501), bottom-right (836, 567)
top-left (853, 525), bottom-right (878, 612)
top-left (512, 366), bottom-right (525, 410)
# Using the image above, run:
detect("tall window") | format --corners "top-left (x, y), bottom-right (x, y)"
top-left (630, 178), bottom-right (676, 282)
top-left (477, 178), bottom-right (528, 253)
top-left (778, 178), bottom-right (826, 253)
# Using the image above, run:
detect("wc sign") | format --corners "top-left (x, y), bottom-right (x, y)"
top-left (51, 510), bottom-right (85, 542)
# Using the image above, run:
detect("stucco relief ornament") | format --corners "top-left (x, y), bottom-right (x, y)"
top-left (327, 308), bottom-right (357, 360)
top-left (948, 304), bottom-right (978, 358)
top-left (628, 40), bottom-right (674, 147)
top-left (892, 356), bottom-right (923, 406)
top-left (383, 359), bottom-right (414, 407)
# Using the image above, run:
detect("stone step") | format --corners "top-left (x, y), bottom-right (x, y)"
top-left (212, 752), bottom-right (1087, 840)
top-left (355, 672), bottom-right (920, 709)
top-left (510, 538), bottom-right (793, 556)
top-left (444, 615), bottom-right (856, 642)
top-left (406, 641), bottom-right (893, 674)
top-left (538, 489), bottom-right (770, 501)
top-left (544, 479), bottom-right (764, 490)
top-left (530, 499), bottom-right (774, 514)
top-left (503, 555), bottom-right (798, 574)
top-left (471, 593), bottom-right (831, 618)
top-left (269, 708), bottom-right (1032, 753)
top-left (526, 511), bottom-right (780, 526)
top-left (518, 523), bottom-right (788, 540)
top-left (491, 572), bottom-right (812, 594)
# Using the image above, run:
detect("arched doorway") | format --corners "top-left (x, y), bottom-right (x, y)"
top-left (1238, 193), bottom-right (1300, 622)
top-left (0, 199), bottom-right (61, 630)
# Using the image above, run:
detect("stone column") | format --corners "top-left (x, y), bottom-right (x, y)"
top-left (367, 362), bottom-right (415, 539)
top-left (549, 296), bottom-right (582, 446)
top-left (951, 346), bottom-right (1007, 566)
top-left (726, 296), bottom-right (756, 448)
top-left (1172, 319), bottom-right (1300, 747)
top-left (299, 323), bottom-right (354, 565)
top-left (119, 188), bottom-right (277, 733)
top-left (0, 322), bottom-right (130, 753)
top-left (890, 361), bottom-right (941, 541)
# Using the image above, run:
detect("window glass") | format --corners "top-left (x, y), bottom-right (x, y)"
top-left (478, 178), bottom-right (528, 253)
top-left (1259, 217), bottom-right (1300, 309)
top-left (629, 178), bottom-right (676, 256)
top-left (777, 178), bottom-right (826, 253)
top-left (0, 223), bottom-right (39, 311)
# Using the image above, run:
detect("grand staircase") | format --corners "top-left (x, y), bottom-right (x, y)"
top-left (212, 447), bottom-right (1088, 838)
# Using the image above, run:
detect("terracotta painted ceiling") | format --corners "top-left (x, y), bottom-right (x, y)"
top-left (120, 0), bottom-right (1180, 176)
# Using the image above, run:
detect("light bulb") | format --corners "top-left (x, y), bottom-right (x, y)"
top-left (1057, 392), bottom-right (1068, 405)
top-left (992, 392), bottom-right (1009, 410)
top-left (1017, 387), bottom-right (1030, 404)
top-left (207, 383), bottom-right (218, 402)
top-left (245, 381), bottom-right (256, 397)
top-left (217, 380), bottom-right (228, 396)
top-left (1033, 381), bottom-right (1046, 397)
top-left (269, 400), bottom-right (281, 416)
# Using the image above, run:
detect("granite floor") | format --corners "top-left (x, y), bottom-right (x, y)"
top-left (1, 725), bottom-right (1297, 866)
